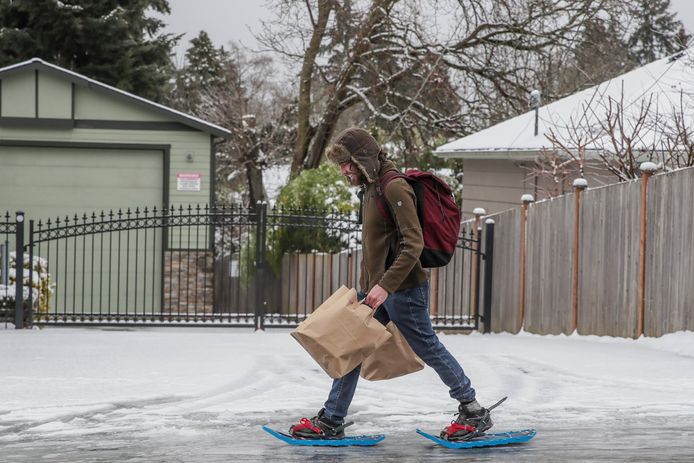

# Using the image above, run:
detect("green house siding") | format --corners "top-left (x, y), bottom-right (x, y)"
top-left (0, 145), bottom-right (165, 316)
top-left (1, 72), bottom-right (35, 117)
top-left (0, 59), bottom-right (230, 318)
top-left (0, 129), bottom-right (213, 251)
top-left (0, 125), bottom-right (213, 210)
top-left (38, 72), bottom-right (72, 119)
top-left (74, 85), bottom-right (171, 122)
top-left (0, 66), bottom-right (215, 210)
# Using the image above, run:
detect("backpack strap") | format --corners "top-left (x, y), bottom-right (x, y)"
top-left (375, 171), bottom-right (405, 225)
top-left (357, 188), bottom-right (365, 224)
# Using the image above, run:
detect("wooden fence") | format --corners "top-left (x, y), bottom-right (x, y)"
top-left (482, 165), bottom-right (694, 338)
top-left (646, 169), bottom-right (694, 336)
top-left (525, 196), bottom-right (575, 334)
top-left (578, 180), bottom-right (641, 337)
top-left (263, 223), bottom-right (481, 327)
top-left (488, 207), bottom-right (522, 333)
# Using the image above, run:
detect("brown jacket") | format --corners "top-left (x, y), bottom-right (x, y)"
top-left (360, 161), bottom-right (428, 294)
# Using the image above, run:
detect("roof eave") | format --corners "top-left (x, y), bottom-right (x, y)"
top-left (434, 148), bottom-right (542, 161)
top-left (435, 145), bottom-right (615, 161)
top-left (0, 59), bottom-right (232, 139)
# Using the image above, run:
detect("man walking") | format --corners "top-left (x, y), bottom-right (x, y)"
top-left (289, 127), bottom-right (492, 441)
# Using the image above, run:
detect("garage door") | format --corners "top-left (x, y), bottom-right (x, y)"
top-left (0, 146), bottom-right (164, 318)
top-left (0, 146), bottom-right (163, 220)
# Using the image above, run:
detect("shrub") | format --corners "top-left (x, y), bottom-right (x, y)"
top-left (240, 164), bottom-right (357, 277)
top-left (1, 254), bottom-right (53, 321)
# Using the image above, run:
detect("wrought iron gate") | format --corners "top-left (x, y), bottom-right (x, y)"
top-left (2, 204), bottom-right (493, 330)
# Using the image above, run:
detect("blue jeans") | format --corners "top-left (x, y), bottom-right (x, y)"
top-left (323, 281), bottom-right (476, 421)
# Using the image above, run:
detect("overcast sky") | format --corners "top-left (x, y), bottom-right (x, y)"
top-left (162, 0), bottom-right (268, 65)
top-left (161, 0), bottom-right (694, 65)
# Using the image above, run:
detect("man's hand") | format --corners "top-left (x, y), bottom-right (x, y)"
top-left (365, 284), bottom-right (389, 310)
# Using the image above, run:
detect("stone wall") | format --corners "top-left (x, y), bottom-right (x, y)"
top-left (163, 251), bottom-right (214, 314)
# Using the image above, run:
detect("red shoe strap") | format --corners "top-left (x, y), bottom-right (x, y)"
top-left (292, 417), bottom-right (324, 435)
top-left (445, 421), bottom-right (476, 438)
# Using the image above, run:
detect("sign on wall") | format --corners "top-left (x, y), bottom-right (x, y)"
top-left (176, 173), bottom-right (202, 192)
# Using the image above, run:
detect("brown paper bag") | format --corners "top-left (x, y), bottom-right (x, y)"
top-left (312, 285), bottom-right (350, 315)
top-left (360, 321), bottom-right (425, 381)
top-left (291, 288), bottom-right (392, 379)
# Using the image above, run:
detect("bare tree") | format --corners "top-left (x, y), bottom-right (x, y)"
top-left (176, 41), bottom-right (295, 206)
top-left (205, 47), bottom-right (296, 206)
top-left (656, 90), bottom-right (694, 169)
top-left (257, 0), bottom-right (609, 176)
top-left (531, 79), bottom-right (694, 195)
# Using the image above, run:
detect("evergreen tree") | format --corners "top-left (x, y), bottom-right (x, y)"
top-left (172, 31), bottom-right (233, 114)
top-left (627, 0), bottom-right (691, 65)
top-left (183, 31), bottom-right (229, 87)
top-left (553, 17), bottom-right (636, 96)
top-left (0, 0), bottom-right (177, 103)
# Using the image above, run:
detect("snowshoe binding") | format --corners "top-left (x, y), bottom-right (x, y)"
top-left (289, 408), bottom-right (353, 440)
top-left (440, 396), bottom-right (507, 441)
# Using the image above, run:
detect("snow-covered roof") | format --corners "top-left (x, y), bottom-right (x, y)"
top-left (436, 48), bottom-right (694, 159)
top-left (0, 58), bottom-right (231, 139)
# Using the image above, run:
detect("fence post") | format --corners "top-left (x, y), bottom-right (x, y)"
top-left (471, 208), bottom-right (485, 320)
top-left (254, 201), bottom-right (268, 331)
top-left (474, 226), bottom-right (483, 329)
top-left (1, 240), bottom-right (9, 285)
top-left (14, 211), bottom-right (25, 329)
top-left (482, 219), bottom-right (495, 334)
top-left (572, 179), bottom-right (587, 333)
top-left (519, 195), bottom-right (534, 331)
top-left (27, 220), bottom-right (35, 328)
top-left (638, 162), bottom-right (658, 337)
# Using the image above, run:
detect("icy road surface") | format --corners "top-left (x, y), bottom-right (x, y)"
top-left (1, 327), bottom-right (693, 462)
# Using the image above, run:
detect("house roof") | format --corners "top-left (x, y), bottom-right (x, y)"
top-left (435, 48), bottom-right (694, 160)
top-left (0, 58), bottom-right (231, 139)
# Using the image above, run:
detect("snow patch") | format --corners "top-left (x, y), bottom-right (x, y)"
top-left (0, 327), bottom-right (692, 437)
top-left (263, 164), bottom-right (291, 203)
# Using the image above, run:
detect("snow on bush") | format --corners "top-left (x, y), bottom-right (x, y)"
top-left (1, 253), bottom-right (53, 317)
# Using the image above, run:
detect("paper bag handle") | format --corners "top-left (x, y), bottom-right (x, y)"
top-left (358, 298), bottom-right (382, 317)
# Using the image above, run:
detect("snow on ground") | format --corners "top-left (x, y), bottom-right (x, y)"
top-left (0, 325), bottom-right (694, 463)
top-left (1, 327), bottom-right (693, 461)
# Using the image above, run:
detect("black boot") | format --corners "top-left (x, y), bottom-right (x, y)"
top-left (440, 399), bottom-right (493, 441)
top-left (289, 408), bottom-right (351, 439)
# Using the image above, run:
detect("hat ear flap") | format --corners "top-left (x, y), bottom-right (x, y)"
top-left (350, 156), bottom-right (375, 183)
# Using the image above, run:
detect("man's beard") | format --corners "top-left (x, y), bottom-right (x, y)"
top-left (344, 172), bottom-right (363, 186)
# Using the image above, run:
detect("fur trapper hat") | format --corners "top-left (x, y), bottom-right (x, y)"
top-left (325, 127), bottom-right (382, 183)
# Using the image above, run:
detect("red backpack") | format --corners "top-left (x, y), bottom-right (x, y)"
top-left (375, 170), bottom-right (461, 268)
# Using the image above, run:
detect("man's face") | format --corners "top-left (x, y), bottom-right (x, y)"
top-left (339, 161), bottom-right (362, 186)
